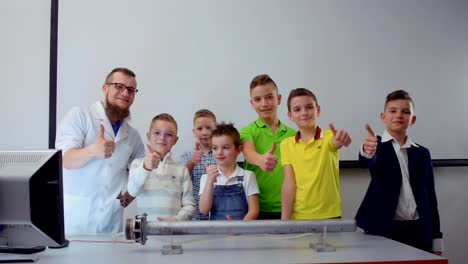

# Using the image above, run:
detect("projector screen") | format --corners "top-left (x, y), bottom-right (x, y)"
top-left (56, 0), bottom-right (468, 162)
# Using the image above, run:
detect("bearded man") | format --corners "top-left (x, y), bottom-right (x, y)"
top-left (56, 68), bottom-right (145, 234)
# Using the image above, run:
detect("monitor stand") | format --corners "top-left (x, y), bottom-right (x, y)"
top-left (0, 246), bottom-right (44, 263)
top-left (0, 246), bottom-right (46, 254)
top-left (49, 239), bottom-right (70, 249)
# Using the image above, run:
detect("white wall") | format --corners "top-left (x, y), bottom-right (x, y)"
top-left (0, 0), bottom-right (50, 149)
top-left (1, 1), bottom-right (468, 263)
top-left (57, 0), bottom-right (468, 161)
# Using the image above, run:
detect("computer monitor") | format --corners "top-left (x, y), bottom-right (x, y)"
top-left (0, 150), bottom-right (67, 251)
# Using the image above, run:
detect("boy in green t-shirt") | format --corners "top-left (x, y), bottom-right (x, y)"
top-left (240, 74), bottom-right (296, 219)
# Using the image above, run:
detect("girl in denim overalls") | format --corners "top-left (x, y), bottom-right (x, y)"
top-left (199, 123), bottom-right (260, 220)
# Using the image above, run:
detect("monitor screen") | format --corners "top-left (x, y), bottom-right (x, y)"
top-left (0, 150), bottom-right (66, 248)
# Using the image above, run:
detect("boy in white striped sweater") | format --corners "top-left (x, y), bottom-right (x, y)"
top-left (119, 113), bottom-right (195, 221)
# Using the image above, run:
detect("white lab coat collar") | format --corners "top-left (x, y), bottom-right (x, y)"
top-left (381, 130), bottom-right (419, 148)
top-left (91, 101), bottom-right (129, 142)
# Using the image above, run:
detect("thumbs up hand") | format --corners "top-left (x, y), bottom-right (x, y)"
top-left (143, 144), bottom-right (161, 171)
top-left (95, 124), bottom-right (116, 159)
top-left (362, 124), bottom-right (378, 155)
top-left (259, 144), bottom-right (278, 172)
top-left (268, 143), bottom-right (276, 154)
top-left (329, 123), bottom-right (352, 148)
top-left (191, 141), bottom-right (203, 164)
top-left (205, 163), bottom-right (219, 182)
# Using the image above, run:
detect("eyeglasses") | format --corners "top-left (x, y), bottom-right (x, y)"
top-left (106, 83), bottom-right (139, 94)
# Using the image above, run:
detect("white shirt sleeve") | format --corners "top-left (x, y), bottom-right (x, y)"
top-left (55, 107), bottom-right (87, 152)
top-left (359, 144), bottom-right (375, 159)
top-left (433, 238), bottom-right (444, 252)
top-left (127, 159), bottom-right (151, 197)
top-left (175, 167), bottom-right (195, 221)
top-left (244, 170), bottom-right (260, 197)
top-left (199, 173), bottom-right (208, 196)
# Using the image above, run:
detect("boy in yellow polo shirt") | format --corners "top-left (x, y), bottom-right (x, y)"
top-left (280, 88), bottom-right (352, 220)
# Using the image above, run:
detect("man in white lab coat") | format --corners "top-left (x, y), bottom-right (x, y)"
top-left (56, 68), bottom-right (145, 234)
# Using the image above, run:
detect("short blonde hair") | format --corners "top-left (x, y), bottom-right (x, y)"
top-left (193, 109), bottom-right (216, 125)
top-left (150, 113), bottom-right (178, 132)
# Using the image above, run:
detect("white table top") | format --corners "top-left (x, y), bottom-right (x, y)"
top-left (1, 231), bottom-right (447, 264)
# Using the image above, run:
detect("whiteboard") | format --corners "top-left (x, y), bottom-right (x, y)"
top-left (56, 0), bottom-right (468, 161)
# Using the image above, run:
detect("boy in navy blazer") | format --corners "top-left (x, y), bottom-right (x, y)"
top-left (355, 90), bottom-right (443, 254)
